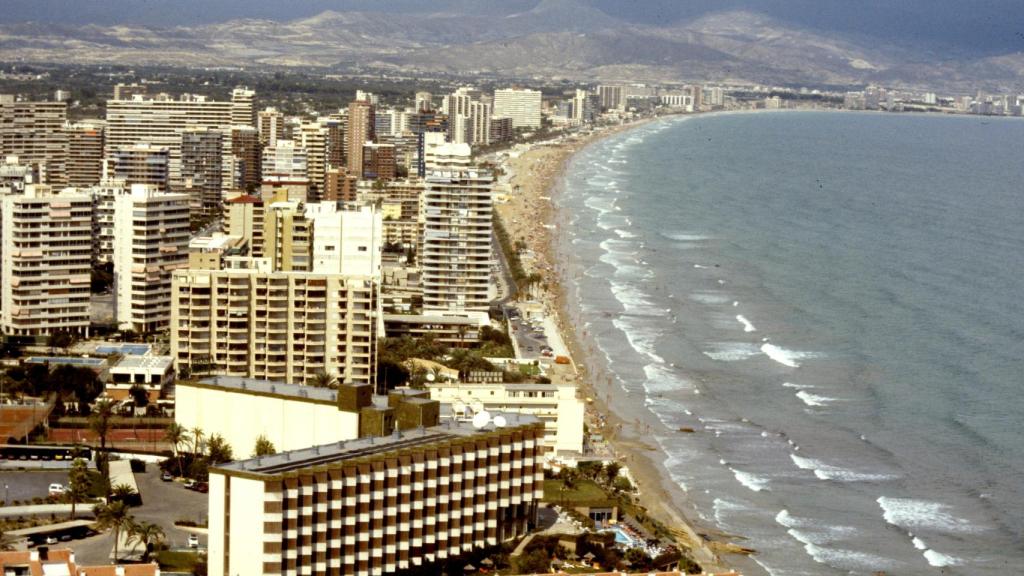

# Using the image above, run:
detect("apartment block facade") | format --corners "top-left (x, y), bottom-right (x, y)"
top-left (0, 96), bottom-right (69, 186)
top-left (170, 260), bottom-right (379, 387)
top-left (421, 170), bottom-right (494, 313)
top-left (1, 186), bottom-right (93, 336)
top-left (492, 89), bottom-right (542, 129)
top-left (66, 120), bottom-right (105, 187)
top-left (113, 185), bottom-right (191, 333)
top-left (208, 416), bottom-right (544, 576)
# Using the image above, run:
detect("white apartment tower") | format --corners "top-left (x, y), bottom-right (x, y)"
top-left (1, 185), bottom-right (93, 336)
top-left (230, 87), bottom-right (256, 127)
top-left (257, 107), bottom-right (286, 147)
top-left (262, 140), bottom-right (308, 184)
top-left (0, 96), bottom-right (69, 186)
top-left (104, 93), bottom-right (235, 189)
top-left (493, 88), bottom-right (542, 129)
top-left (306, 203), bottom-right (383, 277)
top-left (470, 101), bottom-right (492, 145)
top-left (422, 169), bottom-right (494, 313)
top-left (113, 185), bottom-right (191, 333)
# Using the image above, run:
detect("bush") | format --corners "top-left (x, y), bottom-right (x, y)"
top-left (129, 458), bottom-right (146, 473)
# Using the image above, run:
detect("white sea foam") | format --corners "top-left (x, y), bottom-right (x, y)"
top-left (662, 232), bottom-right (712, 242)
top-left (736, 314), bottom-right (756, 332)
top-left (614, 228), bottom-right (638, 239)
top-left (790, 454), bottom-right (895, 482)
top-left (877, 497), bottom-right (980, 533)
top-left (782, 381), bottom-right (810, 389)
top-left (712, 498), bottom-right (748, 525)
top-left (795, 390), bottom-right (836, 407)
top-left (761, 343), bottom-right (809, 368)
top-left (613, 317), bottom-right (666, 364)
top-left (730, 468), bottom-right (770, 492)
top-left (923, 549), bottom-right (960, 567)
top-left (776, 510), bottom-right (887, 569)
top-left (642, 363), bottom-right (693, 394)
top-left (703, 342), bottom-right (762, 362)
top-left (911, 536), bottom-right (927, 550)
top-left (599, 238), bottom-right (638, 254)
top-left (689, 292), bottom-right (731, 304)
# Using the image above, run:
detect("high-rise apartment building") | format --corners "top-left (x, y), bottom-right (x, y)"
top-left (66, 120), bottom-right (105, 187)
top-left (262, 140), bottom-right (309, 185)
top-left (597, 85), bottom-right (625, 111)
top-left (257, 107), bottom-right (286, 147)
top-left (224, 193), bottom-right (265, 257)
top-left (0, 96), bottom-right (69, 186)
top-left (469, 101), bottom-right (492, 146)
top-left (231, 87), bottom-right (256, 127)
top-left (306, 203), bottom-right (383, 277)
top-left (207, 414), bottom-right (544, 576)
top-left (422, 132), bottom-right (471, 173)
top-left (298, 122), bottom-right (328, 198)
top-left (112, 83), bottom-right (148, 100)
top-left (489, 117), bottom-right (513, 143)
top-left (262, 200), bottom-right (313, 272)
top-left (1, 185), bottom-right (93, 337)
top-left (89, 180), bottom-right (128, 264)
top-left (229, 125), bottom-right (261, 190)
top-left (492, 88), bottom-right (542, 129)
top-left (346, 101), bottom-right (375, 179)
top-left (113, 185), bottom-right (191, 333)
top-left (414, 91), bottom-right (433, 112)
top-left (180, 128), bottom-right (224, 215)
top-left (170, 258), bottom-right (379, 386)
top-left (362, 143), bottom-right (396, 181)
top-left (421, 169), bottom-right (494, 313)
top-left (105, 144), bottom-right (170, 191)
top-left (105, 93), bottom-right (237, 188)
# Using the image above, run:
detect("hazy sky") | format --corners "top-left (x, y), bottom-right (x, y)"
top-left (2, 0), bottom-right (1022, 56)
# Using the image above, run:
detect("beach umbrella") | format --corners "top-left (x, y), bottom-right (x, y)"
top-left (463, 564), bottom-right (476, 572)
top-left (567, 552), bottom-right (579, 561)
top-left (480, 558), bottom-right (494, 567)
top-left (583, 552), bottom-right (596, 561)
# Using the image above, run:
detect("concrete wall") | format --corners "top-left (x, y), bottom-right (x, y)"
top-left (175, 383), bottom-right (360, 455)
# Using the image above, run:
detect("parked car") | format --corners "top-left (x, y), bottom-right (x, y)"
top-left (187, 534), bottom-right (200, 549)
top-left (195, 482), bottom-right (209, 493)
top-left (183, 479), bottom-right (197, 490)
top-left (45, 536), bottom-right (58, 545)
top-left (161, 472), bottom-right (174, 482)
top-left (48, 483), bottom-right (66, 496)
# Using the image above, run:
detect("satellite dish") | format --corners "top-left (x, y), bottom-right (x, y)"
top-left (426, 372), bottom-right (436, 382)
top-left (493, 415), bottom-right (507, 428)
top-left (472, 411), bottom-right (491, 429)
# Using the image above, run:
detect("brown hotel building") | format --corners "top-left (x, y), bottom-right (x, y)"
top-left (208, 415), bottom-right (544, 576)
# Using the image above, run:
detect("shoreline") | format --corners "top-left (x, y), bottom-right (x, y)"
top-left (494, 112), bottom-right (736, 572)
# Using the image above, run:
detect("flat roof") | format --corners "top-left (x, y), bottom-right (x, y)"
top-left (95, 344), bottom-right (151, 356)
top-left (110, 355), bottom-right (173, 372)
top-left (215, 413), bottom-right (538, 477)
top-left (190, 376), bottom-right (340, 404)
top-left (25, 356), bottom-right (105, 367)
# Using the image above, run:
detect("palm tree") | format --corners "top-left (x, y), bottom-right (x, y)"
top-left (67, 457), bottom-right (91, 519)
top-left (189, 426), bottom-right (205, 456)
top-left (94, 501), bottom-right (132, 562)
top-left (110, 483), bottom-right (138, 505)
top-left (126, 520), bottom-right (164, 562)
top-left (164, 422), bottom-right (187, 478)
top-left (308, 369), bottom-right (336, 389)
top-left (89, 399), bottom-right (115, 479)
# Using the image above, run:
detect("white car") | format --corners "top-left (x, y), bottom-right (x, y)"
top-left (48, 483), bottom-right (66, 496)
top-left (187, 534), bottom-right (200, 549)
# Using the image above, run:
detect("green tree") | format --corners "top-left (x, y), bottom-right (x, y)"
top-left (126, 520), bottom-right (164, 562)
top-left (89, 399), bottom-right (115, 478)
top-left (47, 330), bottom-right (76, 353)
top-left (604, 461), bottom-right (622, 485)
top-left (111, 483), bottom-right (138, 505)
top-left (128, 385), bottom-right (149, 410)
top-left (206, 434), bottom-right (233, 465)
top-left (94, 501), bottom-right (133, 562)
top-left (624, 547), bottom-right (652, 570)
top-left (512, 549), bottom-right (550, 574)
top-left (164, 422), bottom-right (187, 478)
top-left (66, 457), bottom-right (91, 519)
top-left (252, 435), bottom-right (276, 457)
top-left (190, 426), bottom-right (205, 456)
top-left (613, 476), bottom-right (633, 493)
top-left (308, 369), bottom-right (336, 389)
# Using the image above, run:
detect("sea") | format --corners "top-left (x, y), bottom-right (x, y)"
top-left (555, 110), bottom-right (1024, 575)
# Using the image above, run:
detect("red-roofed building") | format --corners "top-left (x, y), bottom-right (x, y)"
top-left (0, 549), bottom-right (159, 576)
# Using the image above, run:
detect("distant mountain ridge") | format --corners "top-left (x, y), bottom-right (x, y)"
top-left (0, 5), bottom-right (1021, 92)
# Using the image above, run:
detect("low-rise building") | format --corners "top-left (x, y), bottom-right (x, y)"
top-left (426, 378), bottom-right (585, 453)
top-left (208, 414), bottom-right (544, 576)
top-left (0, 549), bottom-right (159, 575)
top-left (107, 354), bottom-right (175, 403)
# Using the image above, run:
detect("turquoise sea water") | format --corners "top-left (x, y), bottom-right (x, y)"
top-left (558, 111), bottom-right (1024, 575)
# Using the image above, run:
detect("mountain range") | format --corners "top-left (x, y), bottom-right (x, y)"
top-left (1, 0), bottom-right (1021, 92)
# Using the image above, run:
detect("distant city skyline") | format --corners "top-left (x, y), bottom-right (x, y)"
top-left (2, 0), bottom-right (1023, 57)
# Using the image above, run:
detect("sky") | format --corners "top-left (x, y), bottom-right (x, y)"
top-left (2, 0), bottom-right (1022, 56)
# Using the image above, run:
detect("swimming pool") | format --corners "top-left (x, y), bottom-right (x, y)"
top-left (604, 526), bottom-right (637, 548)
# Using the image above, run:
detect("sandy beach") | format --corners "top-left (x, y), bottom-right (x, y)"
top-left (495, 116), bottom-right (738, 572)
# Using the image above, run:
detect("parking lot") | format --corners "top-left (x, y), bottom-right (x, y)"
top-left (7, 463), bottom-right (210, 565)
top-left (507, 307), bottom-right (553, 361)
top-left (1, 470), bottom-right (70, 504)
